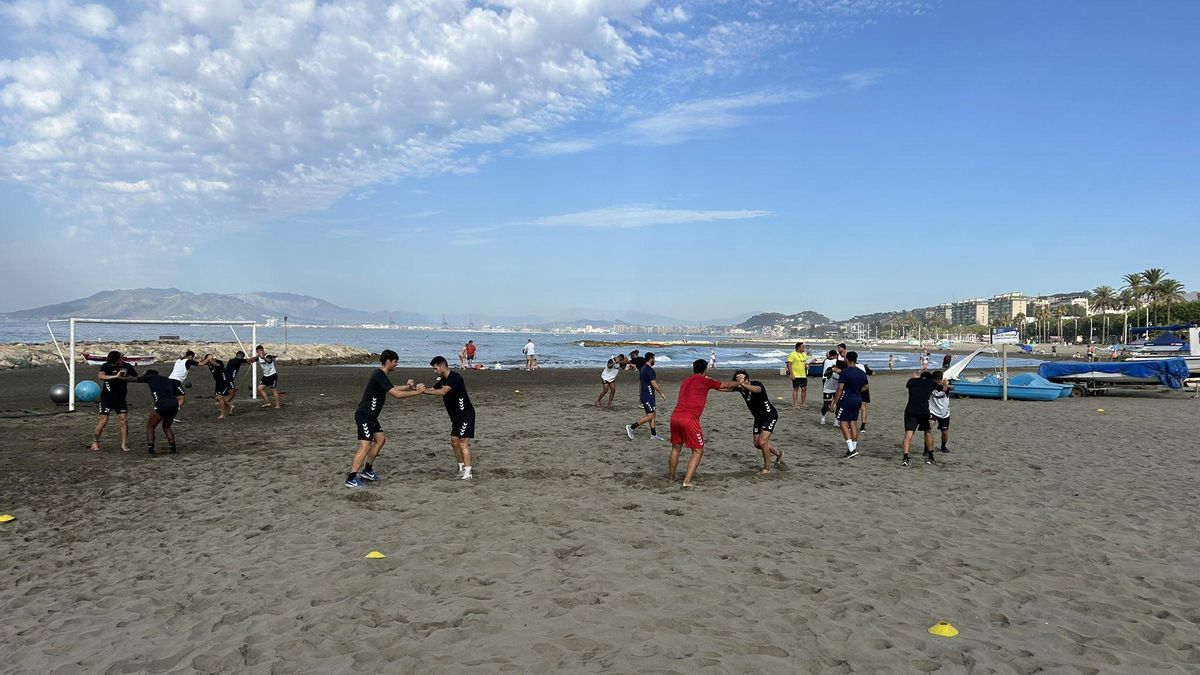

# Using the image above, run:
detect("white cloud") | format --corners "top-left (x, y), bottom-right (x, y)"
top-left (0, 0), bottom-right (653, 238)
top-left (529, 205), bottom-right (772, 228)
top-left (628, 90), bottom-right (816, 144)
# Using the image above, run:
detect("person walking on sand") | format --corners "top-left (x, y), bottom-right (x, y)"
top-left (830, 351), bottom-right (868, 459)
top-left (344, 350), bottom-right (425, 488)
top-left (522, 339), bottom-right (537, 370)
top-left (786, 342), bottom-right (809, 409)
top-left (626, 352), bottom-right (667, 441)
top-left (597, 357), bottom-right (621, 407)
top-left (733, 370), bottom-right (783, 474)
top-left (667, 359), bottom-right (744, 487)
top-left (249, 345), bottom-right (281, 409)
top-left (423, 356), bottom-right (478, 480)
top-left (900, 370), bottom-right (947, 467)
top-left (92, 351), bottom-right (137, 452)
top-left (929, 370), bottom-right (953, 454)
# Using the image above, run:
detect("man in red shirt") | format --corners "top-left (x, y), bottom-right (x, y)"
top-left (668, 359), bottom-right (744, 488)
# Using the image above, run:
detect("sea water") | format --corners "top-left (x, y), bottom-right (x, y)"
top-left (1, 321), bottom-right (1042, 371)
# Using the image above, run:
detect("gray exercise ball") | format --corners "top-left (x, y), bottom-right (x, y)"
top-left (50, 383), bottom-right (70, 404)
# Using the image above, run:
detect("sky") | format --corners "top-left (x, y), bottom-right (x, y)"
top-left (1, 0), bottom-right (1197, 322)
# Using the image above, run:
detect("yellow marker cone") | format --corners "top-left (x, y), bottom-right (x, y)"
top-left (928, 621), bottom-right (958, 637)
top-left (514, 389), bottom-right (521, 393)
top-left (1096, 408), bottom-right (1105, 412)
top-left (365, 551), bottom-right (386, 559)
top-left (0, 514), bottom-right (13, 523)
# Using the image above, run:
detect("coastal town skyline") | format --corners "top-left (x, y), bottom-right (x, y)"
top-left (2, 1), bottom-right (1197, 318)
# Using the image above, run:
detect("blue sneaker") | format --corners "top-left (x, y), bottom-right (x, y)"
top-left (360, 469), bottom-right (379, 481)
top-left (344, 476), bottom-right (365, 488)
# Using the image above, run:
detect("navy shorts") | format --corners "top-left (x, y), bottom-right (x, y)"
top-left (753, 414), bottom-right (778, 435)
top-left (98, 396), bottom-right (128, 416)
top-left (836, 401), bottom-right (862, 423)
top-left (641, 401), bottom-right (656, 415)
top-left (932, 415), bottom-right (950, 430)
top-left (214, 383), bottom-right (231, 397)
top-left (904, 411), bottom-right (931, 432)
top-left (172, 381), bottom-right (186, 397)
top-left (261, 374), bottom-right (278, 389)
top-left (861, 389), bottom-right (872, 404)
top-left (791, 377), bottom-right (808, 389)
top-left (355, 412), bottom-right (382, 441)
top-left (451, 413), bottom-right (476, 439)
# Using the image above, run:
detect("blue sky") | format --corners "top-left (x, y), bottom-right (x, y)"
top-left (1, 0), bottom-right (1197, 322)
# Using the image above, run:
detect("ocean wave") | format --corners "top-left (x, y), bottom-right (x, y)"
top-left (751, 350), bottom-right (788, 358)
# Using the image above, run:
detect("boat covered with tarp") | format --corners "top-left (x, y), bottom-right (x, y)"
top-left (1039, 358), bottom-right (1190, 389)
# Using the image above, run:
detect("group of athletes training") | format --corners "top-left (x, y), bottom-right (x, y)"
top-left (90, 345), bottom-right (280, 455)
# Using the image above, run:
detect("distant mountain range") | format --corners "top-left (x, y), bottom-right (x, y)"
top-left (0, 289), bottom-right (759, 328)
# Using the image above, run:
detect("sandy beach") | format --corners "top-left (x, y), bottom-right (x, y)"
top-left (1, 364), bottom-right (1198, 673)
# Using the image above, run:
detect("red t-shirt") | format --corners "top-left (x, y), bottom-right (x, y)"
top-left (673, 374), bottom-right (722, 419)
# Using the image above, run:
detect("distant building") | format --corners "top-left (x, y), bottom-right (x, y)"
top-left (951, 299), bottom-right (989, 326)
top-left (989, 292), bottom-right (1031, 322)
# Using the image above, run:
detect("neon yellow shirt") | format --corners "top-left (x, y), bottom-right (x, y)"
top-left (787, 351), bottom-right (808, 378)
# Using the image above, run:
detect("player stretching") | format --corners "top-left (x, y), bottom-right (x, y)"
top-left (626, 352), bottom-right (666, 441)
top-left (92, 351), bottom-right (137, 452)
top-left (251, 345), bottom-right (281, 408)
top-left (424, 356), bottom-right (478, 480)
top-left (667, 359), bottom-right (742, 487)
top-left (344, 350), bottom-right (424, 488)
top-left (733, 370), bottom-right (783, 473)
top-left (830, 351), bottom-right (868, 459)
top-left (127, 370), bottom-right (183, 456)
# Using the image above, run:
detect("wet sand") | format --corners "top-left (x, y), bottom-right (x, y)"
top-left (1, 365), bottom-right (1198, 673)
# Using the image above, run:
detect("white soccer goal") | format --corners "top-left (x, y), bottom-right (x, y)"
top-left (47, 318), bottom-right (258, 412)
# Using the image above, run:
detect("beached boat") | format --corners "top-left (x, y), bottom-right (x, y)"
top-left (949, 372), bottom-right (1072, 401)
top-left (1039, 358), bottom-right (1189, 389)
top-left (82, 352), bottom-right (157, 367)
top-left (1123, 326), bottom-right (1200, 374)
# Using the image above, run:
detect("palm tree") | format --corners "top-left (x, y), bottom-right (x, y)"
top-left (1159, 279), bottom-right (1186, 323)
top-left (1142, 268), bottom-right (1168, 325)
top-left (1118, 288), bottom-right (1138, 344)
top-left (1123, 272), bottom-right (1147, 335)
top-left (1091, 285), bottom-right (1116, 343)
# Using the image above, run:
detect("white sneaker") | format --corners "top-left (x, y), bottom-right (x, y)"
top-left (650, 435), bottom-right (667, 442)
top-left (820, 418), bottom-right (826, 425)
top-left (625, 424), bottom-right (635, 440)
top-left (460, 470), bottom-right (473, 480)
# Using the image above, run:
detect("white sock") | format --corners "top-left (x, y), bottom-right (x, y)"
top-left (846, 439), bottom-right (854, 451)
top-left (851, 440), bottom-right (858, 451)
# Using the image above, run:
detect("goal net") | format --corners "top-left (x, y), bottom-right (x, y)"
top-left (47, 318), bottom-right (259, 412)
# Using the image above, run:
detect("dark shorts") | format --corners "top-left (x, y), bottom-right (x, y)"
top-left (172, 380), bottom-right (186, 397)
top-left (355, 412), bottom-right (382, 441)
top-left (822, 391), bottom-right (835, 402)
top-left (98, 396), bottom-right (128, 416)
top-left (641, 401), bottom-right (656, 415)
top-left (451, 412), bottom-right (476, 439)
top-left (792, 377), bottom-right (808, 389)
top-left (214, 383), bottom-right (231, 397)
top-left (753, 414), bottom-right (778, 435)
top-left (932, 415), bottom-right (950, 430)
top-left (155, 404), bottom-right (179, 427)
top-left (261, 374), bottom-right (278, 389)
top-left (836, 401), bottom-right (862, 423)
top-left (904, 411), bottom-right (932, 432)
top-left (861, 389), bottom-right (872, 404)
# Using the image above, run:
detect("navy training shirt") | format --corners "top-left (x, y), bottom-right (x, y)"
top-left (839, 366), bottom-right (868, 404)
top-left (356, 369), bottom-right (394, 418)
top-left (639, 365), bottom-right (657, 403)
top-left (434, 371), bottom-right (474, 418)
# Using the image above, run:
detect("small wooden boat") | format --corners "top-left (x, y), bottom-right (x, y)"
top-left (83, 352), bottom-right (157, 367)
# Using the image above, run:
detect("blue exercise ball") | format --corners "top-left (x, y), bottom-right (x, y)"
top-left (50, 384), bottom-right (70, 404)
top-left (75, 380), bottom-right (101, 403)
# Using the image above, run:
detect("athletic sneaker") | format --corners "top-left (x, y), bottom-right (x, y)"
top-left (901, 456), bottom-right (910, 467)
top-left (819, 417), bottom-right (826, 425)
top-left (460, 471), bottom-right (473, 480)
top-left (625, 424), bottom-right (635, 440)
top-left (859, 423), bottom-right (867, 432)
top-left (344, 476), bottom-right (365, 488)
top-left (650, 435), bottom-right (667, 442)
top-left (843, 449), bottom-right (859, 459)
top-left (940, 446), bottom-right (951, 453)
top-left (925, 452), bottom-right (936, 465)
top-left (359, 469), bottom-right (379, 481)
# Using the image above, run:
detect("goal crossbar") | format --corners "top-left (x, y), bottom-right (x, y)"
top-left (47, 318), bottom-right (258, 412)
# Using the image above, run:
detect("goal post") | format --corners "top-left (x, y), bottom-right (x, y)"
top-left (47, 318), bottom-right (258, 412)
